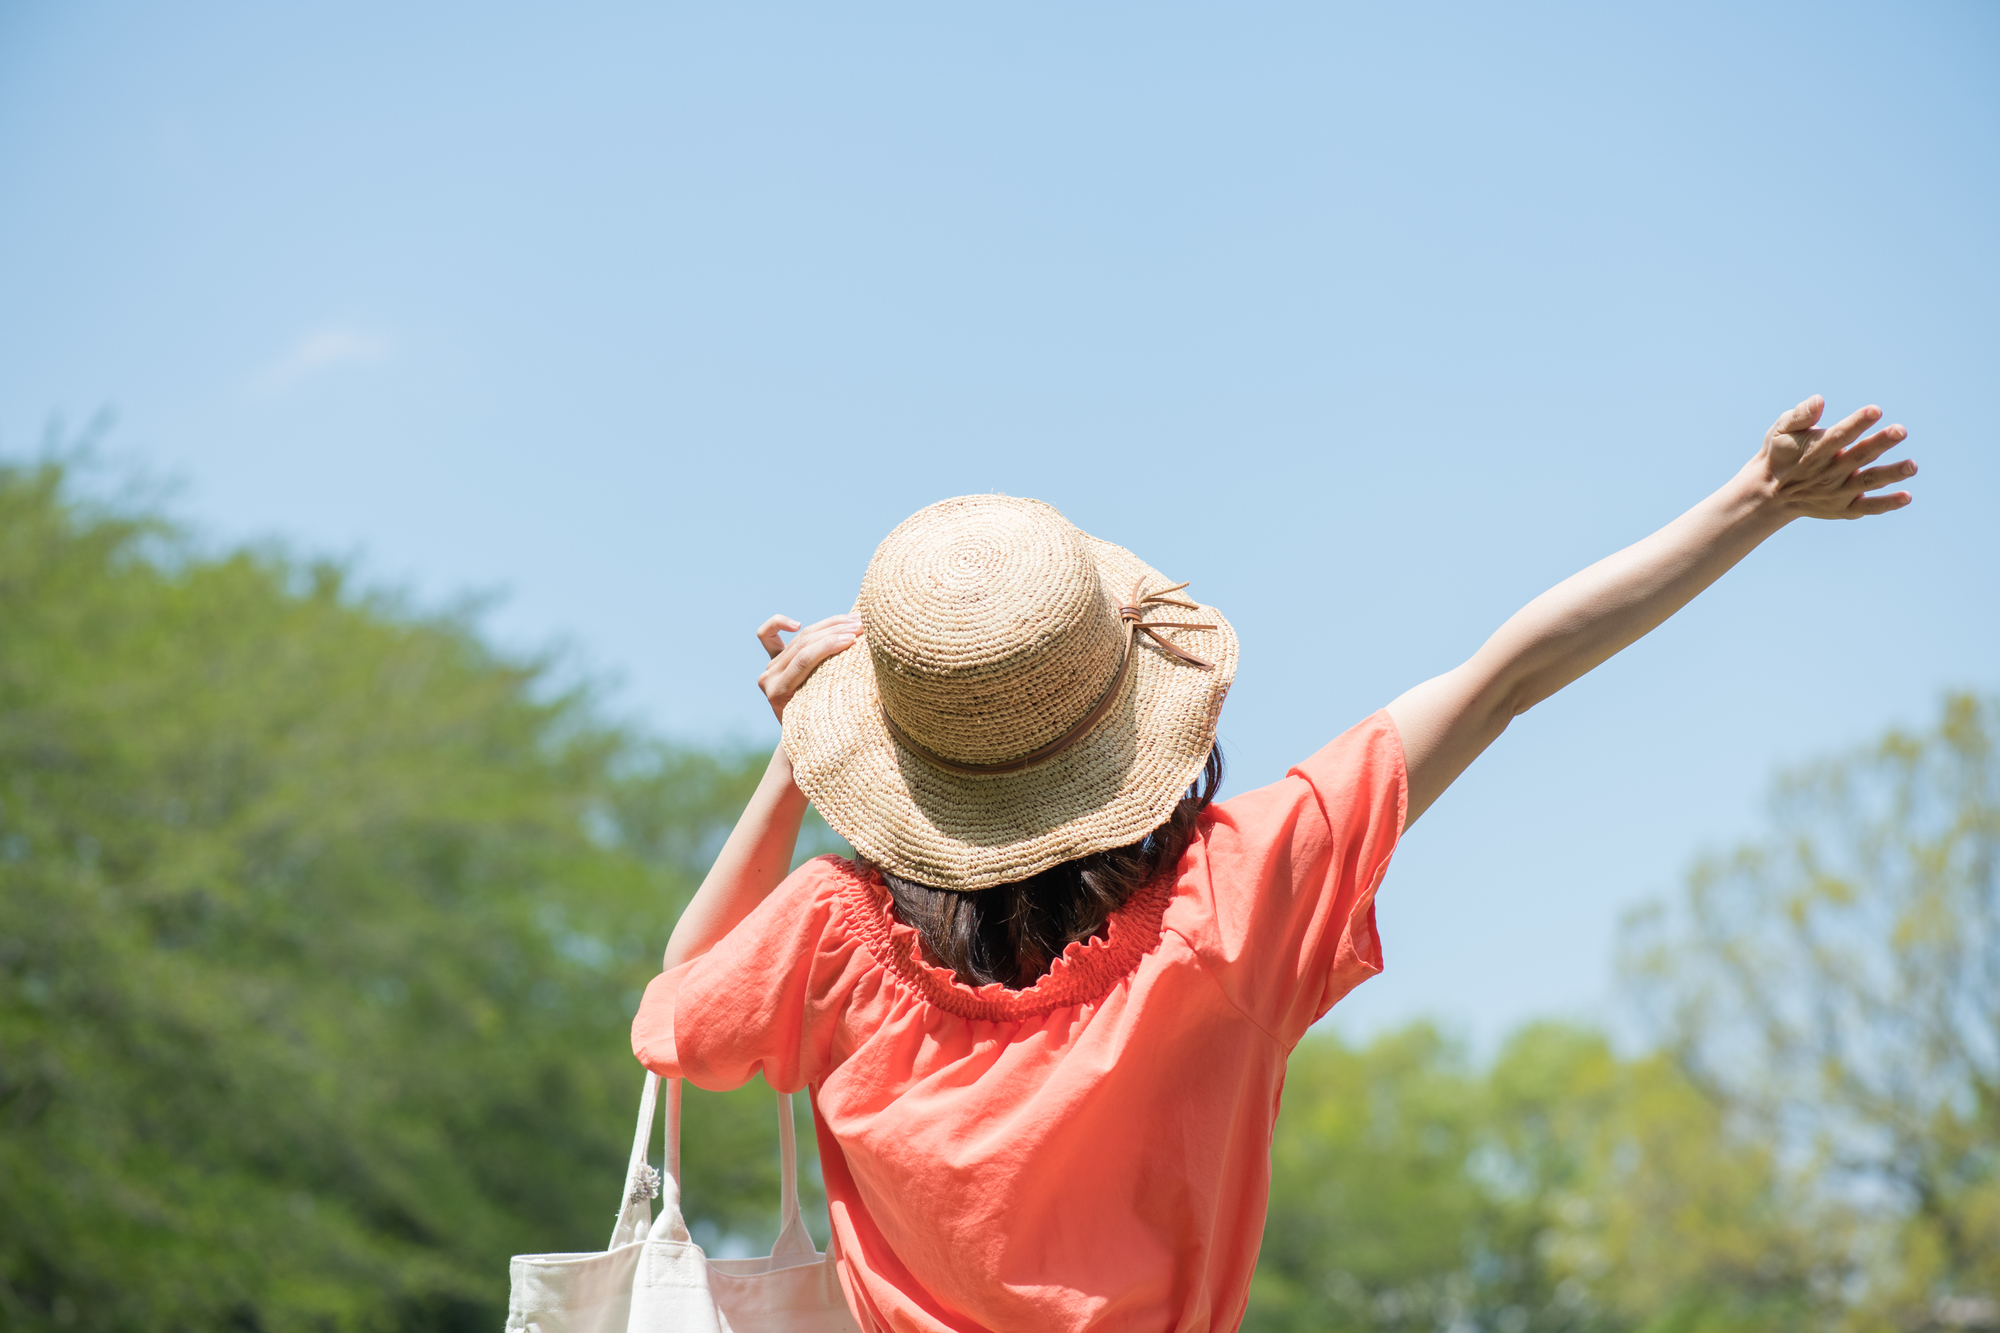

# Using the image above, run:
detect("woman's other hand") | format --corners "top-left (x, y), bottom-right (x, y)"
top-left (660, 611), bottom-right (862, 970)
top-left (756, 612), bottom-right (863, 722)
top-left (1754, 395), bottom-right (1916, 520)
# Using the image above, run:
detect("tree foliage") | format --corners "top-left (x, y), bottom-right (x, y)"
top-left (1251, 1022), bottom-right (1827, 1333)
top-left (0, 460), bottom-right (831, 1331)
top-left (1626, 693), bottom-right (2000, 1329)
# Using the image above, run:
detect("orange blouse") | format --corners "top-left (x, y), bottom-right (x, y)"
top-left (632, 712), bottom-right (1407, 1332)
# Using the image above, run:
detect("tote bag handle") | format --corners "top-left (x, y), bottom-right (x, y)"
top-left (608, 1070), bottom-right (817, 1258)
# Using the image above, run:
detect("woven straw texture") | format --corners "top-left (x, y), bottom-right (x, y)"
top-left (783, 495), bottom-right (1237, 892)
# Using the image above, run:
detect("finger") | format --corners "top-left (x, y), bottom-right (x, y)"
top-left (1814, 403), bottom-right (1883, 454)
top-left (795, 621), bottom-right (863, 668)
top-left (768, 623), bottom-right (862, 697)
top-left (1846, 490), bottom-right (1913, 518)
top-left (1772, 395), bottom-right (1824, 436)
top-left (763, 612), bottom-right (860, 670)
top-left (768, 617), bottom-right (861, 674)
top-left (1844, 459), bottom-right (1918, 495)
top-left (1835, 425), bottom-right (1909, 472)
top-left (1797, 406), bottom-right (1881, 475)
top-left (755, 614), bottom-right (802, 659)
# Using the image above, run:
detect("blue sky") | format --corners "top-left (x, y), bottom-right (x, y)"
top-left (2, 0), bottom-right (1994, 1048)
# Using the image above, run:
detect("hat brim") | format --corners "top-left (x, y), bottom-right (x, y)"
top-left (782, 533), bottom-right (1238, 891)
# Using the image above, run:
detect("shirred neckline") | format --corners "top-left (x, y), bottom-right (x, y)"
top-left (824, 857), bottom-right (1175, 1021)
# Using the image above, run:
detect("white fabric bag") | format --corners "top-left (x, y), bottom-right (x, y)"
top-left (507, 1071), bottom-right (862, 1333)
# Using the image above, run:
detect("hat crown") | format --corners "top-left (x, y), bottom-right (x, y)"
top-left (859, 496), bottom-right (1124, 768)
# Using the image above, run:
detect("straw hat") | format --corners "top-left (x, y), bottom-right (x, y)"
top-left (782, 495), bottom-right (1238, 892)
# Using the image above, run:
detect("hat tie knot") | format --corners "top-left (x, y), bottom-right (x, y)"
top-left (1116, 580), bottom-right (1215, 672)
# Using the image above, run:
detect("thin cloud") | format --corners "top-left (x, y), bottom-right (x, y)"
top-left (249, 326), bottom-right (392, 397)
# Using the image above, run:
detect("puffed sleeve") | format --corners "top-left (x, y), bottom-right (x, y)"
top-left (1176, 710), bottom-right (1407, 1046)
top-left (631, 855), bottom-right (860, 1094)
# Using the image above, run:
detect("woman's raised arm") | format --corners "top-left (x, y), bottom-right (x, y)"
top-left (661, 611), bottom-right (863, 970)
top-left (1384, 395), bottom-right (1916, 831)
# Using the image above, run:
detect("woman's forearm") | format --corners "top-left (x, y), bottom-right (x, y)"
top-left (659, 610), bottom-right (863, 969)
top-left (1386, 397), bottom-right (1913, 829)
top-left (662, 744), bottom-right (810, 970)
top-left (1387, 470), bottom-right (1785, 827)
top-left (1481, 465), bottom-right (1787, 717)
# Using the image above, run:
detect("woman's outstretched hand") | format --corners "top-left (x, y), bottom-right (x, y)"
top-left (1755, 395), bottom-right (1916, 520)
top-left (755, 612), bottom-right (864, 722)
top-left (1386, 393), bottom-right (1919, 833)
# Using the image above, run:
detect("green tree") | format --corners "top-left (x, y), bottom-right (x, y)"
top-left (1250, 1023), bottom-right (1489, 1331)
top-left (0, 459), bottom-right (833, 1331)
top-left (1489, 1025), bottom-right (1839, 1333)
top-left (1248, 1019), bottom-right (1823, 1333)
top-left (1625, 694), bottom-right (2000, 1329)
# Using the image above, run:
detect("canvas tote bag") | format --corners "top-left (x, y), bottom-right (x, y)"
top-left (507, 1071), bottom-right (862, 1333)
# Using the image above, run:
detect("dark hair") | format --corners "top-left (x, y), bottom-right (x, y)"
top-left (867, 746), bottom-right (1224, 990)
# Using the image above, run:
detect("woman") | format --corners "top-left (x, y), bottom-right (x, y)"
top-left (633, 396), bottom-right (1915, 1332)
